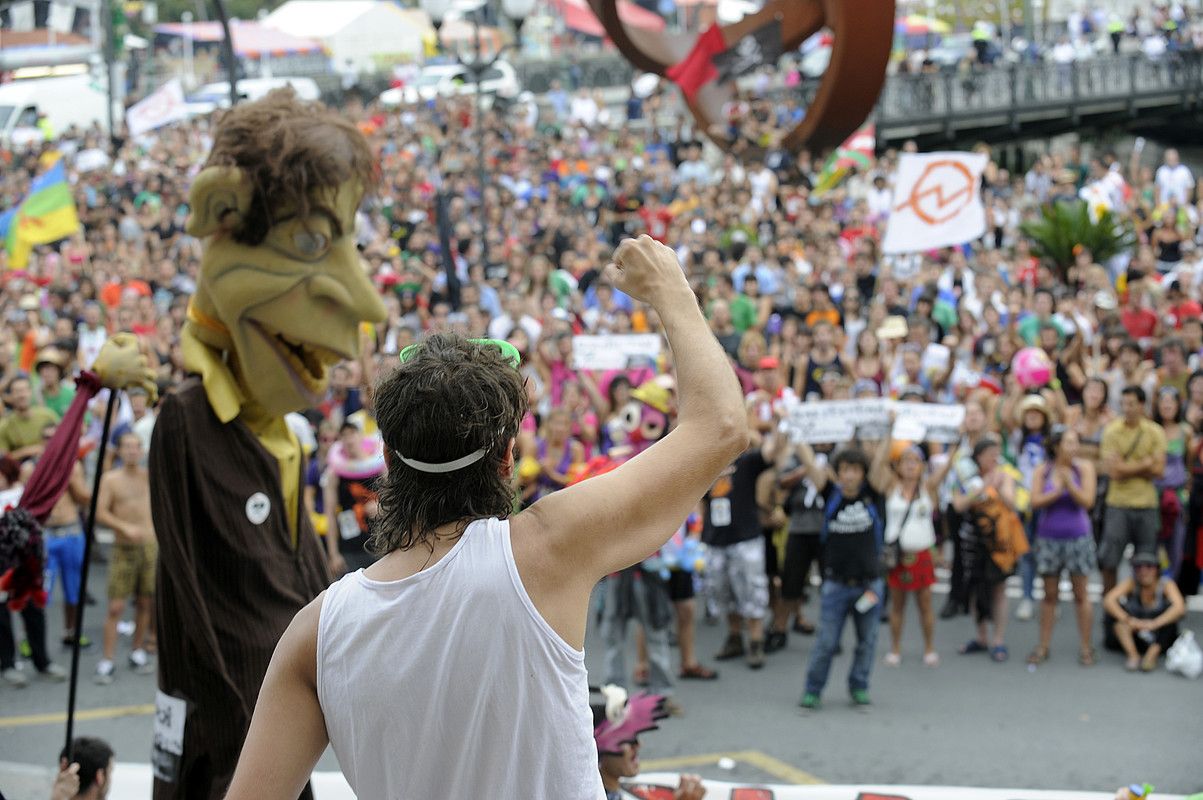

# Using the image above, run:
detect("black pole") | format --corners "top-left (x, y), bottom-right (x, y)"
top-left (474, 16), bottom-right (488, 278)
top-left (64, 391), bottom-right (119, 762)
top-left (102, 0), bottom-right (117, 150)
top-left (435, 190), bottom-right (461, 309)
top-left (210, 0), bottom-right (238, 108)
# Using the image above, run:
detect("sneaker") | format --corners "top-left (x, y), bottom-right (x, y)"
top-left (2, 667), bottom-right (29, 688)
top-left (39, 663), bottom-right (67, 682)
top-left (1015, 598), bottom-right (1034, 621)
top-left (850, 689), bottom-right (871, 706)
top-left (764, 631), bottom-right (788, 654)
top-left (799, 692), bottom-right (821, 709)
top-left (117, 620), bottom-right (135, 637)
top-left (94, 660), bottom-right (115, 686)
top-left (714, 634), bottom-right (746, 661)
top-left (747, 640), bottom-right (765, 670)
top-left (129, 649), bottom-right (155, 675)
top-left (62, 634), bottom-right (93, 649)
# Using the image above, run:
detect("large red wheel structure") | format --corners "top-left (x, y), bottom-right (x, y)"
top-left (586, 0), bottom-right (895, 155)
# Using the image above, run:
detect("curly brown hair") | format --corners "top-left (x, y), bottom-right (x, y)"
top-left (203, 87), bottom-right (375, 245)
top-left (371, 334), bottom-right (528, 554)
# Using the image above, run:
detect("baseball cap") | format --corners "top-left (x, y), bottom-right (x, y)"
top-left (1130, 552), bottom-right (1159, 568)
top-left (758, 356), bottom-right (780, 371)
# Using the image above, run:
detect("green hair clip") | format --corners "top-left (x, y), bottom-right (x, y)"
top-left (399, 338), bottom-right (521, 369)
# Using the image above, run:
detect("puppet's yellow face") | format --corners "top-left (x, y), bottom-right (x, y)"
top-left (189, 169), bottom-right (386, 416)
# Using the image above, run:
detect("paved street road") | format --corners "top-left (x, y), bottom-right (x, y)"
top-left (1, 550), bottom-right (1198, 798)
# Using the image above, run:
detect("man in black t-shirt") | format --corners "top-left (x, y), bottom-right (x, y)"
top-left (800, 446), bottom-right (887, 709)
top-left (702, 432), bottom-right (777, 669)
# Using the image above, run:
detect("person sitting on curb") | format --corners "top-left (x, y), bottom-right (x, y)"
top-left (1103, 552), bottom-right (1186, 672)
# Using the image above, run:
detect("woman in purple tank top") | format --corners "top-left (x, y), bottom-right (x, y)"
top-left (1028, 427), bottom-right (1098, 667)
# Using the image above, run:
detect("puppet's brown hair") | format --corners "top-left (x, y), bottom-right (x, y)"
top-left (203, 88), bottom-right (375, 245)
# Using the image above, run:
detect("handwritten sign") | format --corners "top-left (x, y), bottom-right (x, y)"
top-left (787, 399), bottom-right (887, 443)
top-left (787, 400), bottom-right (965, 444)
top-left (572, 334), bottom-right (661, 370)
top-left (895, 402), bottom-right (966, 443)
top-left (151, 690), bottom-right (187, 783)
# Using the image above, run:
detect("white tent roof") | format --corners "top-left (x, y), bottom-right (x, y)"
top-left (262, 0), bottom-right (382, 38)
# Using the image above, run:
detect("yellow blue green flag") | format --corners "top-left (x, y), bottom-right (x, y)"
top-left (0, 161), bottom-right (81, 269)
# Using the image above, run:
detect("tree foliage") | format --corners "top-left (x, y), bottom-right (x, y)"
top-left (1019, 200), bottom-right (1137, 282)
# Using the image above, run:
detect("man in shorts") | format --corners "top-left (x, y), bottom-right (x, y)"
top-left (94, 432), bottom-right (157, 684)
top-left (703, 431), bottom-right (777, 669)
top-left (1099, 385), bottom-right (1166, 598)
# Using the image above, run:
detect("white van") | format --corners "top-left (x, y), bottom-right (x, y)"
top-left (184, 76), bottom-right (322, 116)
top-left (0, 74), bottom-right (119, 146)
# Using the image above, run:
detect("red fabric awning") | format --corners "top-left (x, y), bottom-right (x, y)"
top-left (551, 0), bottom-right (666, 37)
top-left (153, 20), bottom-right (324, 58)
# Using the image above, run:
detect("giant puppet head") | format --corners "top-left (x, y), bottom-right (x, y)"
top-left (182, 89), bottom-right (387, 419)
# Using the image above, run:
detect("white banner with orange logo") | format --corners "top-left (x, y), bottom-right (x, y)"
top-left (126, 79), bottom-right (188, 138)
top-left (882, 152), bottom-right (988, 254)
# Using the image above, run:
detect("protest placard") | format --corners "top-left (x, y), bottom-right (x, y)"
top-left (893, 402), bottom-right (966, 443)
top-left (572, 334), bottom-right (661, 370)
top-left (787, 399), bottom-right (888, 443)
top-left (786, 399), bottom-right (964, 444)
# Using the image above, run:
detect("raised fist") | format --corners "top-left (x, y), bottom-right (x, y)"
top-left (605, 235), bottom-right (691, 308)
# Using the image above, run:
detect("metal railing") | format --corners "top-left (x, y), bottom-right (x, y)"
top-left (877, 53), bottom-right (1203, 138)
top-left (513, 51), bottom-right (1203, 143)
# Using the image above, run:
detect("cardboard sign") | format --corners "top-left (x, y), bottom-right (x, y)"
top-left (572, 334), bottom-right (661, 370)
top-left (787, 400), bottom-right (965, 444)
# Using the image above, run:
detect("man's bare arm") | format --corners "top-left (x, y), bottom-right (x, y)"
top-left (93, 474), bottom-right (132, 539)
top-left (514, 236), bottom-right (748, 581)
top-left (67, 463), bottom-right (90, 506)
top-left (226, 596), bottom-right (329, 800)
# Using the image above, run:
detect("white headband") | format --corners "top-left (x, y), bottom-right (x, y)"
top-left (394, 447), bottom-right (488, 474)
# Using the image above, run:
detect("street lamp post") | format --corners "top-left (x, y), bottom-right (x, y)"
top-left (420, 0), bottom-right (534, 284)
top-left (181, 10), bottom-right (194, 88)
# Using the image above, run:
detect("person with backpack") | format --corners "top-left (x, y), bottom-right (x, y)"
top-left (799, 442), bottom-right (890, 709)
top-left (953, 436), bottom-right (1025, 663)
top-left (766, 439), bottom-right (830, 648)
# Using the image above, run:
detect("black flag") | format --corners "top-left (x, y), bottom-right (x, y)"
top-left (710, 20), bottom-right (784, 85)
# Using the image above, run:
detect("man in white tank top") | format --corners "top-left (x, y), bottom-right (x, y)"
top-left (224, 235), bottom-right (750, 800)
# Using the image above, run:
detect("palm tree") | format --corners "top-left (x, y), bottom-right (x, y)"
top-left (1019, 200), bottom-right (1137, 283)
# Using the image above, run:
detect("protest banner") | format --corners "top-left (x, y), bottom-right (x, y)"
top-left (572, 334), bottom-right (661, 370)
top-left (787, 399), bottom-right (965, 444)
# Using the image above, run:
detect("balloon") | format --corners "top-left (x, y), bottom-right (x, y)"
top-left (1012, 347), bottom-right (1053, 389)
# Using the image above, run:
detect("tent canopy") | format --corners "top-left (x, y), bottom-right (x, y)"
top-left (152, 20), bottom-right (325, 58)
top-left (549, 0), bottom-right (666, 38)
top-left (262, 1), bottom-right (382, 39)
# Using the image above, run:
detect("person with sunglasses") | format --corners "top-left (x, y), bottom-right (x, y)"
top-left (226, 235), bottom-right (749, 799)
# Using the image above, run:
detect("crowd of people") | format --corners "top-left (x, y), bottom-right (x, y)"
top-left (0, 61), bottom-right (1197, 717)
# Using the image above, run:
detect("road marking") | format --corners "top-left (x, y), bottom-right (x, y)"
top-left (641, 750), bottom-right (824, 785)
top-left (0, 703), bottom-right (154, 729)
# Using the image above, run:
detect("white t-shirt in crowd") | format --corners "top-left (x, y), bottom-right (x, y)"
top-left (1156, 163), bottom-right (1195, 205)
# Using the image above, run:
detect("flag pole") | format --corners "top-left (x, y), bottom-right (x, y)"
top-left (64, 390), bottom-right (119, 762)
